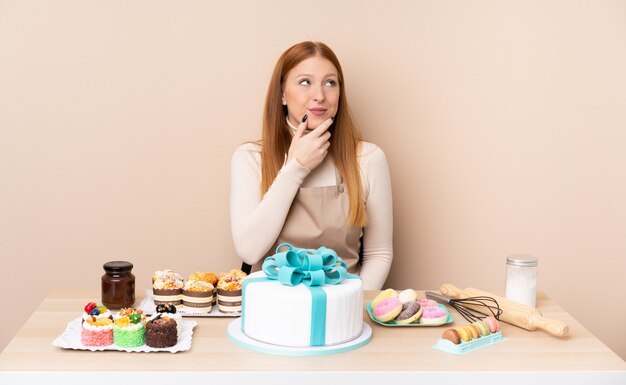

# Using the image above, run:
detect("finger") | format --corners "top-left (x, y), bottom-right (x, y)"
top-left (294, 114), bottom-right (308, 139)
top-left (323, 141), bottom-right (331, 151)
top-left (309, 117), bottom-right (334, 137)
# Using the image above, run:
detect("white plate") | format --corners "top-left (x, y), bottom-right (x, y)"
top-left (137, 289), bottom-right (240, 317)
top-left (52, 317), bottom-right (197, 353)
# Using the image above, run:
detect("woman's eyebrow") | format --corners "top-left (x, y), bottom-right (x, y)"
top-left (296, 72), bottom-right (338, 78)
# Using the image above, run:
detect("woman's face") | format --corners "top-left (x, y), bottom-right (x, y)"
top-left (282, 55), bottom-right (340, 129)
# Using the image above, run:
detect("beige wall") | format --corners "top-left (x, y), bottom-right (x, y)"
top-left (1, 0), bottom-right (625, 359)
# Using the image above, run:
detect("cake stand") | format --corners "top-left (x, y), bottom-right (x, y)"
top-left (227, 318), bottom-right (372, 356)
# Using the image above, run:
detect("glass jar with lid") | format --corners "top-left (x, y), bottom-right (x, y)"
top-left (505, 254), bottom-right (538, 308)
top-left (101, 261), bottom-right (135, 309)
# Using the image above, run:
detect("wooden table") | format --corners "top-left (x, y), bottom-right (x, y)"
top-left (1, 290), bottom-right (624, 384)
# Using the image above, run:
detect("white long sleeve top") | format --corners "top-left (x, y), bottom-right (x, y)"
top-left (230, 134), bottom-right (393, 290)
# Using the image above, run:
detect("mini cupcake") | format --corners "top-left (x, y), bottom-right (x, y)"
top-left (188, 271), bottom-right (219, 305)
top-left (145, 315), bottom-right (177, 348)
top-left (152, 269), bottom-right (178, 283)
top-left (82, 302), bottom-right (112, 324)
top-left (182, 279), bottom-right (214, 312)
top-left (216, 270), bottom-right (246, 313)
top-left (188, 271), bottom-right (218, 285)
top-left (81, 316), bottom-right (113, 347)
top-left (152, 270), bottom-right (183, 306)
top-left (113, 315), bottom-right (145, 348)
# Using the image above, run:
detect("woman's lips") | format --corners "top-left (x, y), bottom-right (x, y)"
top-left (308, 108), bottom-right (327, 116)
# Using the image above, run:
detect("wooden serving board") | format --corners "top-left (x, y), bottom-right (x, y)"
top-left (440, 283), bottom-right (569, 337)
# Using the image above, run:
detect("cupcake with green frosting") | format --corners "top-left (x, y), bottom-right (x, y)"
top-left (113, 313), bottom-right (145, 347)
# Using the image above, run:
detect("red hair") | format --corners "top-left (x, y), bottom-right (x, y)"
top-left (260, 41), bottom-right (366, 227)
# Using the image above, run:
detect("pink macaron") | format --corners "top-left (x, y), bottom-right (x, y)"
top-left (373, 297), bottom-right (402, 322)
top-left (483, 316), bottom-right (500, 333)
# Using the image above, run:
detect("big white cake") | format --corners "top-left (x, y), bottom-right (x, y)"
top-left (241, 271), bottom-right (363, 347)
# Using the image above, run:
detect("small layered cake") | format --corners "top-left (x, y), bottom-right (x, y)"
top-left (188, 271), bottom-right (219, 306)
top-left (145, 314), bottom-right (178, 348)
top-left (81, 316), bottom-right (113, 347)
top-left (182, 279), bottom-right (214, 312)
top-left (216, 269), bottom-right (246, 313)
top-left (152, 270), bottom-right (183, 306)
top-left (113, 313), bottom-right (145, 348)
top-left (153, 303), bottom-right (182, 335)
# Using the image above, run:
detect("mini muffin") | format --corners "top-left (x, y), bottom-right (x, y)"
top-left (182, 279), bottom-right (214, 312)
top-left (152, 269), bottom-right (178, 283)
top-left (216, 270), bottom-right (246, 313)
top-left (188, 271), bottom-right (218, 285)
top-left (187, 271), bottom-right (218, 305)
top-left (152, 270), bottom-right (183, 306)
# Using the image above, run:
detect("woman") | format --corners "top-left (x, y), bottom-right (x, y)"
top-left (230, 41), bottom-right (392, 290)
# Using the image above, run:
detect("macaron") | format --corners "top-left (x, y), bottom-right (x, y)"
top-left (372, 289), bottom-right (398, 309)
top-left (472, 320), bottom-right (490, 336)
top-left (483, 316), bottom-right (500, 333)
top-left (394, 301), bottom-right (422, 325)
top-left (398, 289), bottom-right (418, 304)
top-left (466, 323), bottom-right (480, 339)
top-left (454, 326), bottom-right (472, 342)
top-left (419, 305), bottom-right (449, 325)
top-left (373, 297), bottom-right (402, 322)
top-left (442, 328), bottom-right (461, 344)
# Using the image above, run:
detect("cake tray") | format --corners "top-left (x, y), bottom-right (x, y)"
top-left (227, 318), bottom-right (372, 356)
top-left (432, 331), bottom-right (506, 355)
top-left (138, 289), bottom-right (240, 317)
top-left (52, 317), bottom-right (197, 353)
top-left (366, 302), bottom-right (453, 327)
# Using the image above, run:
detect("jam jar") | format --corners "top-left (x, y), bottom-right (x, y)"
top-left (101, 261), bottom-right (135, 309)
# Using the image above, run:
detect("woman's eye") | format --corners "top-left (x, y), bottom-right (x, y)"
top-left (299, 79), bottom-right (311, 86)
top-left (325, 80), bottom-right (337, 87)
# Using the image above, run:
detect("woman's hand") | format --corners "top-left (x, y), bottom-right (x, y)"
top-left (287, 115), bottom-right (333, 170)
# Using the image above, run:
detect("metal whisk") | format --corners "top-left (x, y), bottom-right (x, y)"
top-left (425, 291), bottom-right (503, 322)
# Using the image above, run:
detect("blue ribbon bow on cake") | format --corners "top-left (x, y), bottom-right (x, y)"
top-left (242, 243), bottom-right (360, 346)
top-left (261, 243), bottom-right (350, 286)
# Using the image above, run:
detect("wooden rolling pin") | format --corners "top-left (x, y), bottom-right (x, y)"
top-left (440, 283), bottom-right (569, 337)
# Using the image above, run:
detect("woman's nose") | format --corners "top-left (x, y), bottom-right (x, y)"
top-left (312, 84), bottom-right (325, 102)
